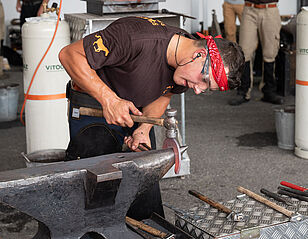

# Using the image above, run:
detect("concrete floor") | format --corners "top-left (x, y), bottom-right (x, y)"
top-left (0, 67), bottom-right (307, 238)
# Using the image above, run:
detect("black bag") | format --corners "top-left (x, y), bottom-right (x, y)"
top-left (3, 46), bottom-right (23, 66)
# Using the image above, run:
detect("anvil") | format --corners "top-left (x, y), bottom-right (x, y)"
top-left (0, 147), bottom-right (187, 239)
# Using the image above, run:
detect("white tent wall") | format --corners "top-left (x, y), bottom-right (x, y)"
top-left (2, 0), bottom-right (297, 37)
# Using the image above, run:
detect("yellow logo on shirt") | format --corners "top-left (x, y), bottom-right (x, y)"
top-left (139, 17), bottom-right (166, 27)
top-left (93, 35), bottom-right (109, 56)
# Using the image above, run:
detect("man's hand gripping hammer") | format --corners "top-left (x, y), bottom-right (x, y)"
top-left (78, 107), bottom-right (182, 174)
top-left (126, 108), bottom-right (181, 174)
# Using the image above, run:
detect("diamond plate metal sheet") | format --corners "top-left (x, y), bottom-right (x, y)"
top-left (175, 195), bottom-right (308, 239)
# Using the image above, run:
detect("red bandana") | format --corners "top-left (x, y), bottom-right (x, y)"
top-left (196, 32), bottom-right (229, 91)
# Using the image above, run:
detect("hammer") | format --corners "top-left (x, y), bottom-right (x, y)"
top-left (237, 186), bottom-right (307, 222)
top-left (78, 107), bottom-right (182, 174)
top-left (188, 190), bottom-right (246, 222)
top-left (78, 107), bottom-right (175, 127)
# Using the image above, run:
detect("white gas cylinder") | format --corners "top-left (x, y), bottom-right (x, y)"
top-left (22, 14), bottom-right (70, 153)
top-left (295, 7), bottom-right (308, 159)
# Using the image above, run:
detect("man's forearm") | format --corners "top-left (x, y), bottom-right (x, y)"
top-left (137, 93), bottom-right (172, 133)
top-left (59, 39), bottom-right (118, 107)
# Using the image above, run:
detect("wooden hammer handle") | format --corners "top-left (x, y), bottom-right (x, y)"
top-left (130, 115), bottom-right (164, 126)
top-left (125, 216), bottom-right (167, 238)
top-left (189, 190), bottom-right (232, 214)
top-left (237, 186), bottom-right (294, 218)
top-left (79, 107), bottom-right (164, 126)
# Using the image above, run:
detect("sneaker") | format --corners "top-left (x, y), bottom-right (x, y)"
top-left (228, 95), bottom-right (249, 106)
top-left (261, 94), bottom-right (284, 105)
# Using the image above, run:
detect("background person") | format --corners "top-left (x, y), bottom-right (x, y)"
top-left (223, 0), bottom-right (245, 43)
top-left (16, 0), bottom-right (49, 27)
top-left (228, 0), bottom-right (282, 106)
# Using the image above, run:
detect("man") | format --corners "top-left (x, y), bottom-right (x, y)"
top-left (16, 0), bottom-right (49, 27)
top-left (228, 0), bottom-right (283, 105)
top-left (223, 0), bottom-right (244, 43)
top-left (59, 16), bottom-right (244, 220)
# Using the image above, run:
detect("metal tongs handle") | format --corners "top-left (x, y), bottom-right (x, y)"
top-left (280, 181), bottom-right (308, 192)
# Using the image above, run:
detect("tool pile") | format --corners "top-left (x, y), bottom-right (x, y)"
top-left (174, 182), bottom-right (308, 239)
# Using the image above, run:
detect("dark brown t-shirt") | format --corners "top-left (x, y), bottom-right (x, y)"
top-left (83, 16), bottom-right (189, 108)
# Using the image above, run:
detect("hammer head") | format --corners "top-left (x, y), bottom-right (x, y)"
top-left (162, 108), bottom-right (183, 174)
top-left (163, 108), bottom-right (178, 139)
top-left (162, 108), bottom-right (184, 174)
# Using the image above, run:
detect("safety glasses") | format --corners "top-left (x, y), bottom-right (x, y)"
top-left (200, 47), bottom-right (219, 94)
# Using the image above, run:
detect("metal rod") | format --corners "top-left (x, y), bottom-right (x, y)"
top-left (180, 93), bottom-right (186, 145)
top-left (180, 15), bottom-right (186, 146)
top-left (260, 188), bottom-right (293, 206)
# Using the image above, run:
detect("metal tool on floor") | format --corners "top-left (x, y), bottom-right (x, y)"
top-left (280, 181), bottom-right (308, 193)
top-left (0, 147), bottom-right (187, 239)
top-left (188, 190), bottom-right (246, 222)
top-left (278, 185), bottom-right (308, 197)
top-left (277, 186), bottom-right (308, 202)
top-left (237, 186), bottom-right (306, 222)
top-left (260, 188), bottom-right (294, 206)
top-left (126, 216), bottom-right (175, 239)
top-left (79, 107), bottom-right (182, 173)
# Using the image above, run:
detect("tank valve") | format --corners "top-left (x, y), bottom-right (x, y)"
top-left (42, 2), bottom-right (59, 15)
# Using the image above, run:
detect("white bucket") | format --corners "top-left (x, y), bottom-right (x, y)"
top-left (275, 106), bottom-right (295, 150)
top-left (0, 83), bottom-right (19, 122)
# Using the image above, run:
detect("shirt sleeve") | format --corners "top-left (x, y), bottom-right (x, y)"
top-left (83, 22), bottom-right (131, 70)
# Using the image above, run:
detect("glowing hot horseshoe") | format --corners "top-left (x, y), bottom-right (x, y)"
top-left (162, 138), bottom-right (181, 174)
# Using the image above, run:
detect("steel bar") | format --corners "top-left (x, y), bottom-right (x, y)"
top-left (278, 186), bottom-right (308, 197)
top-left (260, 188), bottom-right (293, 206)
top-left (277, 188), bottom-right (308, 202)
